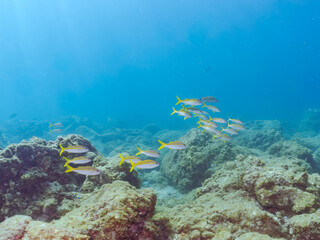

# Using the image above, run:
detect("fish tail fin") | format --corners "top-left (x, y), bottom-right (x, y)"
top-left (202, 102), bottom-right (206, 108)
top-left (176, 96), bottom-right (181, 105)
top-left (221, 127), bottom-right (224, 132)
top-left (136, 147), bottom-right (142, 156)
top-left (60, 144), bottom-right (64, 156)
top-left (49, 129), bottom-right (53, 134)
top-left (228, 117), bottom-right (231, 121)
top-left (212, 135), bottom-right (217, 140)
top-left (209, 116), bottom-right (213, 121)
top-left (63, 157), bottom-right (70, 167)
top-left (158, 140), bottom-right (166, 150)
top-left (130, 160), bottom-right (136, 172)
top-left (119, 153), bottom-right (125, 166)
top-left (181, 104), bottom-right (187, 110)
top-left (49, 122), bottom-right (52, 128)
top-left (65, 164), bottom-right (74, 173)
top-left (171, 107), bottom-right (176, 115)
top-left (197, 123), bottom-right (202, 128)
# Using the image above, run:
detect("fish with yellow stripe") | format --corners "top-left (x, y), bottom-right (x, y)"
top-left (158, 140), bottom-right (186, 150)
top-left (59, 144), bottom-right (89, 156)
top-left (65, 164), bottom-right (100, 175)
top-left (63, 156), bottom-right (92, 167)
top-left (176, 96), bottom-right (202, 106)
top-left (136, 147), bottom-right (160, 158)
top-left (129, 160), bottom-right (159, 172)
top-left (118, 153), bottom-right (141, 166)
top-left (171, 107), bottom-right (192, 119)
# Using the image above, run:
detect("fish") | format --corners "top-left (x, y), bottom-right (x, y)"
top-left (9, 113), bottom-right (17, 119)
top-left (136, 147), bottom-right (160, 158)
top-left (176, 96), bottom-right (202, 106)
top-left (129, 160), bottom-right (159, 172)
top-left (228, 118), bottom-right (244, 125)
top-left (197, 123), bottom-right (216, 133)
top-left (49, 129), bottom-right (63, 134)
top-left (200, 96), bottom-right (218, 102)
top-left (186, 107), bottom-right (204, 114)
top-left (158, 140), bottom-right (186, 150)
top-left (197, 120), bottom-right (218, 128)
top-left (49, 122), bottom-right (64, 128)
top-left (210, 117), bottom-right (227, 123)
top-left (228, 123), bottom-right (246, 131)
top-left (59, 144), bottom-right (89, 156)
top-left (63, 156), bottom-right (92, 167)
top-left (221, 127), bottom-right (238, 135)
top-left (212, 134), bottom-right (232, 141)
top-left (171, 107), bottom-right (192, 119)
top-left (119, 153), bottom-right (141, 166)
top-left (65, 164), bottom-right (100, 175)
top-left (195, 114), bottom-right (210, 121)
top-left (202, 103), bottom-right (220, 112)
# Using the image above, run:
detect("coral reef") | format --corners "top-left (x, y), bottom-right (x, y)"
top-left (161, 128), bottom-right (251, 192)
top-left (54, 181), bottom-right (159, 240)
top-left (0, 134), bottom-right (137, 222)
top-left (154, 154), bottom-right (320, 239)
top-left (0, 215), bottom-right (89, 240)
top-left (299, 108), bottom-right (320, 133)
top-left (234, 120), bottom-right (283, 151)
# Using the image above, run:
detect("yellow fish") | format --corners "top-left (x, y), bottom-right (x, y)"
top-left (65, 164), bottom-right (100, 175)
top-left (210, 117), bottom-right (227, 123)
top-left (118, 153), bottom-right (141, 166)
top-left (202, 103), bottom-right (220, 112)
top-left (129, 160), bottom-right (159, 172)
top-left (228, 123), bottom-right (246, 130)
top-left (171, 107), bottom-right (192, 119)
top-left (200, 96), bottom-right (218, 102)
top-left (63, 156), bottom-right (92, 167)
top-left (197, 120), bottom-right (218, 128)
top-left (59, 144), bottom-right (89, 156)
top-left (49, 122), bottom-right (64, 128)
top-left (49, 129), bottom-right (63, 134)
top-left (136, 147), bottom-right (160, 158)
top-left (176, 96), bottom-right (202, 106)
top-left (212, 134), bottom-right (232, 141)
top-left (158, 140), bottom-right (186, 150)
top-left (228, 118), bottom-right (244, 125)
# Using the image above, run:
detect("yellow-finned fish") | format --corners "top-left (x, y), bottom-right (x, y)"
top-left (212, 134), bottom-right (232, 141)
top-left (200, 96), bottom-right (218, 103)
top-left (118, 153), bottom-right (141, 166)
top-left (65, 164), bottom-right (100, 175)
top-left (197, 123), bottom-right (216, 133)
top-left (197, 120), bottom-right (218, 128)
top-left (171, 107), bottom-right (192, 119)
top-left (228, 123), bottom-right (246, 131)
top-left (136, 147), bottom-right (160, 158)
top-left (59, 144), bottom-right (89, 156)
top-left (49, 122), bottom-right (64, 128)
top-left (49, 129), bottom-right (63, 134)
top-left (194, 114), bottom-right (210, 121)
top-left (228, 118), bottom-right (244, 125)
top-left (221, 127), bottom-right (238, 135)
top-left (158, 140), bottom-right (186, 150)
top-left (186, 106), bottom-right (204, 114)
top-left (129, 160), bottom-right (159, 172)
top-left (176, 96), bottom-right (202, 106)
top-left (210, 117), bottom-right (227, 124)
top-left (202, 103), bottom-right (220, 112)
top-left (63, 156), bottom-right (92, 167)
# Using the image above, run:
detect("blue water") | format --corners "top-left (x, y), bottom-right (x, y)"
top-left (0, 0), bottom-right (319, 128)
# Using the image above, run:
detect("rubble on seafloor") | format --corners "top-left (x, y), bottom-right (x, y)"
top-left (0, 120), bottom-right (320, 239)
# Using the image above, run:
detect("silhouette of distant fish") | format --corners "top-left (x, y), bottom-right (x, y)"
top-left (9, 113), bottom-right (17, 119)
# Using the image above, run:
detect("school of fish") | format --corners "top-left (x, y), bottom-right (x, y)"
top-left (60, 95), bottom-right (244, 176)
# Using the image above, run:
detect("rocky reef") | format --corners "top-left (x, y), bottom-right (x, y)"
top-left (0, 134), bottom-right (138, 222)
top-left (1, 118), bottom-right (320, 240)
top-left (161, 128), bottom-right (252, 192)
top-left (155, 154), bottom-right (320, 239)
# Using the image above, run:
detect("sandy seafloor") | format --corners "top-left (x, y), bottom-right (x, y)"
top-left (0, 112), bottom-right (319, 240)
